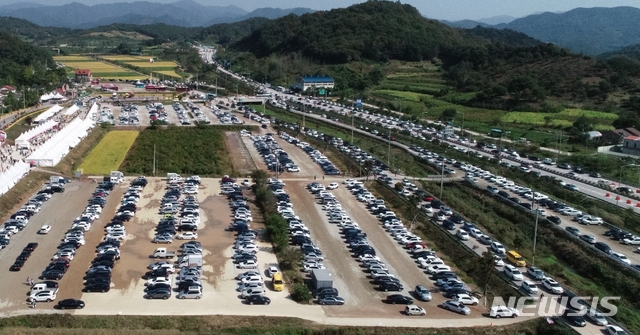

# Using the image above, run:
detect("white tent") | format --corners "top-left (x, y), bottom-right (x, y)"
top-left (33, 104), bottom-right (63, 124)
top-left (51, 92), bottom-right (64, 100)
top-left (14, 119), bottom-right (58, 149)
top-left (40, 93), bottom-right (52, 101)
top-left (0, 160), bottom-right (31, 196)
top-left (26, 116), bottom-right (95, 166)
top-left (62, 105), bottom-right (79, 116)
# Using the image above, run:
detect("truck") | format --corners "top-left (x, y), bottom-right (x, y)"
top-left (176, 254), bottom-right (202, 268)
top-left (167, 173), bottom-right (182, 182)
top-left (152, 248), bottom-right (176, 259)
top-left (311, 269), bottom-right (333, 290)
top-left (110, 171), bottom-right (124, 184)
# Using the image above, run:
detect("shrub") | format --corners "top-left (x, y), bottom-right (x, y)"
top-left (290, 282), bottom-right (313, 303)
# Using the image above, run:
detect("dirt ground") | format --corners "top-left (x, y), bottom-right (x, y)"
top-left (0, 180), bottom-right (96, 313)
top-left (225, 132), bottom-right (256, 176)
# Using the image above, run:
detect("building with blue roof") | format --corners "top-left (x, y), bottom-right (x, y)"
top-left (293, 75), bottom-right (335, 92)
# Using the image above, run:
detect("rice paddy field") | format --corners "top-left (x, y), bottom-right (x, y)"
top-left (55, 57), bottom-right (146, 79)
top-left (501, 109), bottom-right (617, 130)
top-left (151, 70), bottom-right (183, 79)
top-left (100, 55), bottom-right (153, 61)
top-left (126, 61), bottom-right (177, 68)
top-left (78, 130), bottom-right (139, 175)
top-left (53, 55), bottom-right (93, 61)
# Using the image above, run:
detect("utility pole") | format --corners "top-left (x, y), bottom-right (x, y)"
top-left (215, 77), bottom-right (218, 97)
top-left (440, 158), bottom-right (445, 198)
top-left (387, 128), bottom-right (391, 168)
top-left (153, 144), bottom-right (156, 177)
top-left (532, 197), bottom-right (539, 266)
top-left (351, 114), bottom-right (354, 144)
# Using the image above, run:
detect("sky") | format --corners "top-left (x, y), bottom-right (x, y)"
top-left (4, 0), bottom-right (640, 21)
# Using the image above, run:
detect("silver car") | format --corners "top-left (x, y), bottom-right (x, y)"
top-left (443, 300), bottom-right (471, 315)
top-left (176, 286), bottom-right (202, 299)
top-left (414, 285), bottom-right (432, 302)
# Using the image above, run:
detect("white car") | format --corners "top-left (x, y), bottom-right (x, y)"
top-left (38, 225), bottom-right (51, 234)
top-left (267, 266), bottom-right (280, 277)
top-left (146, 277), bottom-right (171, 286)
top-left (520, 280), bottom-right (539, 294)
top-left (541, 277), bottom-right (564, 294)
top-left (490, 242), bottom-right (506, 255)
top-left (454, 293), bottom-right (479, 305)
top-left (611, 252), bottom-right (631, 265)
top-left (622, 236), bottom-right (640, 245)
top-left (177, 232), bottom-right (198, 240)
top-left (237, 260), bottom-right (258, 269)
top-left (456, 229), bottom-right (469, 240)
top-left (326, 183), bottom-right (339, 190)
top-left (30, 290), bottom-right (57, 302)
top-left (605, 325), bottom-right (628, 335)
top-left (426, 264), bottom-right (451, 274)
top-left (504, 265), bottom-right (523, 281)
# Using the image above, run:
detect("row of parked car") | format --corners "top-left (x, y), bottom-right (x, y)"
top-left (348, 180), bottom-right (487, 316)
top-left (185, 102), bottom-right (211, 124)
top-left (213, 107), bottom-right (242, 125)
top-left (28, 179), bottom-right (117, 303)
top-left (226, 179), bottom-right (272, 305)
top-left (146, 102), bottom-right (169, 124)
top-left (81, 177), bottom-right (145, 293)
top-left (143, 177), bottom-right (204, 300)
top-left (143, 242), bottom-right (204, 300)
top-left (251, 134), bottom-right (300, 173)
top-left (472, 165), bottom-right (637, 268)
top-left (153, 176), bottom-right (202, 244)
top-left (279, 132), bottom-right (341, 175)
top-left (118, 104), bottom-right (140, 125)
top-left (1, 178), bottom-right (66, 251)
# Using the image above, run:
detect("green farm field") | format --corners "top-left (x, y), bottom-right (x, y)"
top-left (78, 130), bottom-right (139, 175)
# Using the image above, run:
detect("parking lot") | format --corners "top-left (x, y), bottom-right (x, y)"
top-left (0, 180), bottom-right (103, 313)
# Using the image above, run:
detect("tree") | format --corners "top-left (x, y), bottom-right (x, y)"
top-left (543, 116), bottom-right (553, 127)
top-left (440, 108), bottom-right (457, 121)
top-left (250, 169), bottom-right (268, 186)
top-left (394, 182), bottom-right (404, 191)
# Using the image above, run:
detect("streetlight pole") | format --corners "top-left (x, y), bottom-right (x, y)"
top-left (532, 197), bottom-right (539, 266)
top-left (351, 113), bottom-right (354, 144)
top-left (440, 158), bottom-right (445, 198)
top-left (387, 128), bottom-right (391, 168)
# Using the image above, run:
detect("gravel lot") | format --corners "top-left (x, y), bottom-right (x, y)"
top-left (0, 180), bottom-right (100, 313)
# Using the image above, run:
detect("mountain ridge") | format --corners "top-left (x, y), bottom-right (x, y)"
top-left (0, 1), bottom-right (313, 28)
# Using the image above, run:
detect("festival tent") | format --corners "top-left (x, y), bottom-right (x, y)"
top-left (33, 104), bottom-right (63, 124)
top-left (62, 105), bottom-right (79, 116)
top-left (40, 93), bottom-right (52, 101)
top-left (26, 116), bottom-right (95, 167)
top-left (14, 119), bottom-right (58, 149)
top-left (0, 160), bottom-right (30, 195)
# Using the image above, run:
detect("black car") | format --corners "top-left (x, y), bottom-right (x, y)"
top-left (385, 294), bottom-right (413, 304)
top-left (379, 281), bottom-right (403, 292)
top-left (56, 299), bottom-right (85, 309)
top-left (443, 288), bottom-right (471, 298)
top-left (145, 283), bottom-right (171, 292)
top-left (84, 277), bottom-right (111, 285)
top-left (246, 295), bottom-right (271, 305)
top-left (433, 271), bottom-right (458, 280)
top-left (40, 270), bottom-right (64, 280)
top-left (24, 242), bottom-right (39, 251)
top-left (315, 287), bottom-right (339, 297)
top-left (443, 219), bottom-right (456, 230)
top-left (594, 242), bottom-right (612, 254)
top-left (83, 282), bottom-right (111, 292)
top-left (10, 260), bottom-right (25, 271)
top-left (142, 269), bottom-right (169, 279)
top-left (546, 216), bottom-right (562, 225)
top-left (38, 280), bottom-right (59, 288)
top-left (564, 309), bottom-right (587, 327)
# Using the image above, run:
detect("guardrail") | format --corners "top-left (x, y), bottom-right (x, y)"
top-left (465, 180), bottom-right (640, 277)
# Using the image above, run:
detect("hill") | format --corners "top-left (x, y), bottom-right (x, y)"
top-left (463, 26), bottom-right (542, 48)
top-left (599, 44), bottom-right (640, 60)
top-left (0, 31), bottom-right (67, 110)
top-left (234, 1), bottom-right (479, 63)
top-left (0, 0), bottom-right (313, 28)
top-left (495, 7), bottom-right (640, 56)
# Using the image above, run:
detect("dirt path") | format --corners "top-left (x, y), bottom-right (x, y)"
top-left (225, 132), bottom-right (256, 176)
